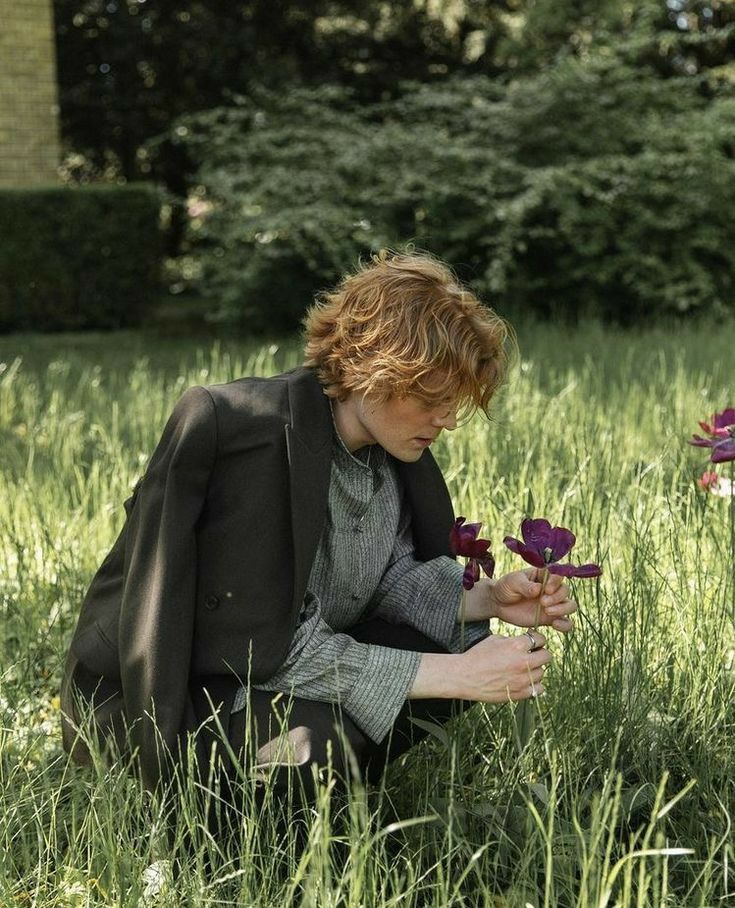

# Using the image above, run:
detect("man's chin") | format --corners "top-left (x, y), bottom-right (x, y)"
top-left (391, 447), bottom-right (426, 463)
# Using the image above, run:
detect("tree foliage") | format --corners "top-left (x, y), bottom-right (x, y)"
top-left (54, 1), bottom-right (735, 181)
top-left (54, 0), bottom-right (516, 180)
top-left (167, 53), bottom-right (735, 329)
top-left (52, 1), bottom-right (735, 327)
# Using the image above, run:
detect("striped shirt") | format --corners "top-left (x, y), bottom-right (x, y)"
top-left (233, 427), bottom-right (487, 742)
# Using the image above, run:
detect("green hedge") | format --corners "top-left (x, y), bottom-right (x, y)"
top-left (162, 58), bottom-right (735, 330)
top-left (0, 185), bottom-right (163, 331)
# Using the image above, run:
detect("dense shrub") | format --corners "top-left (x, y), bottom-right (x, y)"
top-left (486, 147), bottom-right (735, 321)
top-left (157, 87), bottom-right (377, 333)
top-left (165, 56), bottom-right (735, 329)
top-left (0, 185), bottom-right (163, 331)
top-left (160, 85), bottom-right (526, 331)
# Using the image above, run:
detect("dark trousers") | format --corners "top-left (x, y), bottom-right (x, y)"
top-left (202, 618), bottom-right (466, 807)
top-left (64, 619), bottom-right (469, 810)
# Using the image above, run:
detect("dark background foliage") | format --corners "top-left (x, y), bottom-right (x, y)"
top-left (54, 0), bottom-right (735, 182)
top-left (0, 186), bottom-right (162, 331)
top-left (42, 0), bottom-right (735, 331)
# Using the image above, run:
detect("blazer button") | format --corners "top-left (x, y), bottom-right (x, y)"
top-left (204, 594), bottom-right (220, 610)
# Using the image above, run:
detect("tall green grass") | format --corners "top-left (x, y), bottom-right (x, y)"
top-left (1, 321), bottom-right (733, 906)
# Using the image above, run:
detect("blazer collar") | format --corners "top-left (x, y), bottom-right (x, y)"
top-left (284, 369), bottom-right (333, 609)
top-left (285, 367), bottom-right (332, 454)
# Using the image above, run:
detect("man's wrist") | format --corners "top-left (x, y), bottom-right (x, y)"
top-left (409, 652), bottom-right (465, 699)
top-left (458, 578), bottom-right (497, 622)
top-left (486, 578), bottom-right (498, 619)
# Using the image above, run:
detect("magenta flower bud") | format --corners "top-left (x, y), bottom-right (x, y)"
top-left (450, 517), bottom-right (495, 590)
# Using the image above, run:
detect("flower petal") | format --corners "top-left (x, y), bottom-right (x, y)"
top-left (463, 537), bottom-right (493, 558)
top-left (460, 523), bottom-right (483, 540)
top-left (450, 517), bottom-right (483, 556)
top-left (713, 408), bottom-right (735, 432)
top-left (710, 477), bottom-right (734, 497)
top-left (449, 517), bottom-right (463, 551)
top-left (462, 560), bottom-right (480, 590)
top-left (548, 526), bottom-right (576, 562)
top-left (690, 434), bottom-right (717, 449)
top-left (698, 409), bottom-right (735, 436)
top-left (478, 554), bottom-right (495, 579)
top-left (711, 439), bottom-right (735, 464)
top-left (503, 535), bottom-right (546, 568)
top-left (689, 435), bottom-right (722, 448)
top-left (698, 470), bottom-right (719, 490)
top-left (520, 518), bottom-right (552, 548)
top-left (548, 562), bottom-right (602, 578)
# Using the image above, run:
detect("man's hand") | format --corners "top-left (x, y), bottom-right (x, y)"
top-left (490, 568), bottom-right (577, 633)
top-left (458, 569), bottom-right (577, 631)
top-left (410, 632), bottom-right (551, 702)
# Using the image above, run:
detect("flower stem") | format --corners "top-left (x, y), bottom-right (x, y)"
top-left (515, 567), bottom-right (551, 758)
top-left (534, 567), bottom-right (550, 630)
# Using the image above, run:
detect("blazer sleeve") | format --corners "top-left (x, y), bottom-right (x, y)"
top-left (118, 385), bottom-right (217, 790)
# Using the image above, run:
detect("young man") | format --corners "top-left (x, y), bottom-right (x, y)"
top-left (61, 251), bottom-right (576, 797)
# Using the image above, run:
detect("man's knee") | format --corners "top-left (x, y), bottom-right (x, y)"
top-left (239, 695), bottom-right (371, 800)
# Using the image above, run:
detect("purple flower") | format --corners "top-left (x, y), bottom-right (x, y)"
top-left (710, 440), bottom-right (735, 464)
top-left (503, 517), bottom-right (602, 578)
top-left (689, 407), bottom-right (735, 464)
top-left (699, 408), bottom-right (735, 438)
top-left (449, 517), bottom-right (495, 590)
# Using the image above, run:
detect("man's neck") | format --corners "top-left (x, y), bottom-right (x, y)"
top-left (331, 396), bottom-right (374, 452)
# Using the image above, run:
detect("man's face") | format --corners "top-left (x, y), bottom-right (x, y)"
top-left (338, 389), bottom-right (459, 462)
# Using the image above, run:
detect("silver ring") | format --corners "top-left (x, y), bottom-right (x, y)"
top-left (524, 630), bottom-right (537, 652)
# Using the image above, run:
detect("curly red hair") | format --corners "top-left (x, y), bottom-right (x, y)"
top-left (303, 250), bottom-right (514, 419)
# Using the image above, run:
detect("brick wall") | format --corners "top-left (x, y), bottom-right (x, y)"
top-left (0, 0), bottom-right (61, 187)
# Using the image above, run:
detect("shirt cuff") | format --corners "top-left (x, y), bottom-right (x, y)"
top-left (448, 619), bottom-right (490, 653)
top-left (342, 645), bottom-right (422, 743)
top-left (415, 558), bottom-right (489, 652)
top-left (396, 557), bottom-right (463, 648)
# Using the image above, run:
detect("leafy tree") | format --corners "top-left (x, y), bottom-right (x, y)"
top-left (166, 56), bottom-right (735, 329)
top-left (53, 0), bottom-right (516, 181)
top-left (54, 0), bottom-right (735, 184)
top-left (52, 0), bottom-right (735, 328)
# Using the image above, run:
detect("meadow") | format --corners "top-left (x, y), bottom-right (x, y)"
top-left (1, 320), bottom-right (733, 907)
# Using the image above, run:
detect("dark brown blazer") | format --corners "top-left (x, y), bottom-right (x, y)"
top-left (61, 367), bottom-right (456, 789)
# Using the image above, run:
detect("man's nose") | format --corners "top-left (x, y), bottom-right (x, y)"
top-left (431, 407), bottom-right (457, 430)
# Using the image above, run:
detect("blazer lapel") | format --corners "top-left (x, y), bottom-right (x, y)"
top-left (285, 370), bottom-right (333, 610)
top-left (397, 452), bottom-right (455, 561)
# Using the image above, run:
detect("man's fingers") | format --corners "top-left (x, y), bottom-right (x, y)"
top-left (544, 597), bottom-right (578, 618)
top-left (527, 649), bottom-right (552, 670)
top-left (542, 579), bottom-right (571, 605)
top-left (526, 665), bottom-right (546, 685)
top-left (522, 568), bottom-right (544, 595)
top-left (509, 682), bottom-right (546, 701)
top-left (517, 629), bottom-right (547, 652)
top-left (516, 635), bottom-right (552, 669)
top-left (551, 616), bottom-right (574, 633)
